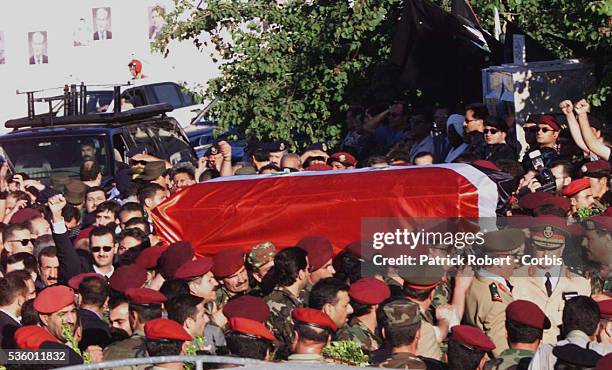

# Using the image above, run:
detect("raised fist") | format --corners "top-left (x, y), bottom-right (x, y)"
top-left (559, 100), bottom-right (573, 116)
top-left (574, 99), bottom-right (590, 115)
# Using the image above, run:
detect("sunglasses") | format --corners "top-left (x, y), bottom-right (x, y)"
top-left (8, 239), bottom-right (35, 246)
top-left (537, 127), bottom-right (553, 133)
top-left (130, 160), bottom-right (147, 166)
top-left (91, 246), bottom-right (113, 253)
top-left (483, 128), bottom-right (500, 135)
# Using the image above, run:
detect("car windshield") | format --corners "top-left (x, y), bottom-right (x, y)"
top-left (0, 135), bottom-right (110, 181)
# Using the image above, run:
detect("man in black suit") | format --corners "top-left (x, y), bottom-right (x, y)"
top-left (93, 8), bottom-right (112, 40)
top-left (77, 275), bottom-right (111, 351)
top-left (0, 274), bottom-right (28, 349)
top-left (29, 31), bottom-right (48, 65)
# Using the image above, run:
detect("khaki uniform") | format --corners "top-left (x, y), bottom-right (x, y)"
top-left (378, 352), bottom-right (427, 369)
top-left (484, 348), bottom-right (534, 370)
top-left (103, 329), bottom-right (147, 370)
top-left (510, 266), bottom-right (590, 344)
top-left (464, 273), bottom-right (513, 357)
top-left (415, 310), bottom-right (442, 360)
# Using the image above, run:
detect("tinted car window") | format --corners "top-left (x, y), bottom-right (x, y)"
top-left (127, 124), bottom-right (161, 158)
top-left (151, 84), bottom-right (183, 108)
top-left (0, 135), bottom-right (109, 180)
top-left (148, 121), bottom-right (195, 165)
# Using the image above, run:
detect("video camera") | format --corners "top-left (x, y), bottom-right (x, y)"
top-left (528, 150), bottom-right (556, 193)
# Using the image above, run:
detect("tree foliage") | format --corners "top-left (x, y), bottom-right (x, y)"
top-left (155, 0), bottom-right (611, 145)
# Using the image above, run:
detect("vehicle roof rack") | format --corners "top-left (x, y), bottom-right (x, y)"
top-left (5, 103), bottom-right (174, 130)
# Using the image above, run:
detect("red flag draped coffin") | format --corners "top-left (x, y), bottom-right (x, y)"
top-left (151, 163), bottom-right (497, 256)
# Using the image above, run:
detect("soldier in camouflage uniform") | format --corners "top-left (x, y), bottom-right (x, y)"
top-left (335, 277), bottom-right (390, 354)
top-left (246, 242), bottom-right (277, 297)
top-left (212, 249), bottom-right (251, 309)
top-left (483, 300), bottom-right (550, 370)
top-left (264, 247), bottom-right (310, 359)
top-left (582, 216), bottom-right (612, 300)
top-left (377, 298), bottom-right (426, 369)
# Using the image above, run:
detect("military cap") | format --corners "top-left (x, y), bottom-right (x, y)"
top-left (296, 236), bottom-right (334, 272)
top-left (529, 217), bottom-right (570, 250)
top-left (50, 174), bottom-right (71, 192)
top-left (482, 229), bottom-right (525, 253)
top-left (398, 264), bottom-right (444, 289)
top-left (141, 161), bottom-right (167, 181)
top-left (158, 241), bottom-right (194, 279)
top-left (381, 298), bottom-right (421, 327)
top-left (305, 163), bottom-right (333, 171)
top-left (174, 257), bottom-right (214, 280)
top-left (349, 277), bottom-right (390, 305)
top-left (64, 180), bottom-right (87, 205)
top-left (68, 272), bottom-right (105, 290)
top-left (229, 317), bottom-right (275, 341)
top-left (518, 192), bottom-right (554, 211)
top-left (15, 326), bottom-right (59, 349)
top-left (247, 242), bottom-right (276, 270)
top-left (223, 295), bottom-right (270, 322)
top-left (598, 300), bottom-right (612, 320)
top-left (127, 146), bottom-right (147, 158)
top-left (34, 285), bottom-right (75, 314)
top-left (109, 264), bottom-right (147, 293)
top-left (596, 353), bottom-right (612, 370)
top-left (125, 288), bottom-right (167, 305)
top-left (506, 300), bottom-right (551, 329)
top-left (329, 152), bottom-right (357, 167)
top-left (204, 144), bottom-right (221, 157)
top-left (304, 142), bottom-right (328, 153)
top-left (541, 195), bottom-right (571, 212)
top-left (582, 160), bottom-right (611, 178)
top-left (562, 178), bottom-right (591, 197)
top-left (265, 141), bottom-right (288, 153)
top-left (292, 308), bottom-right (337, 332)
top-left (553, 343), bottom-right (602, 367)
top-left (472, 160), bottom-right (500, 171)
top-left (584, 215), bottom-right (612, 232)
top-left (135, 245), bottom-right (167, 270)
top-left (145, 318), bottom-right (192, 341)
top-left (75, 226), bottom-right (94, 244)
top-left (450, 325), bottom-right (495, 352)
top-left (538, 115), bottom-right (561, 131)
top-left (9, 208), bottom-right (42, 225)
top-left (212, 249), bottom-right (245, 279)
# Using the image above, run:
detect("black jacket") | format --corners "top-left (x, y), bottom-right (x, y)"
top-left (484, 143), bottom-right (518, 162)
top-left (53, 231), bottom-right (93, 285)
top-left (0, 310), bottom-right (21, 349)
top-left (78, 308), bottom-right (112, 351)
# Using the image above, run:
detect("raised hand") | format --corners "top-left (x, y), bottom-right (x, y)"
top-left (574, 99), bottom-right (590, 115)
top-left (559, 100), bottom-right (573, 116)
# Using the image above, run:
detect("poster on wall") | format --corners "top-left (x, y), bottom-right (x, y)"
top-left (0, 31), bottom-right (5, 64)
top-left (148, 6), bottom-right (166, 41)
top-left (28, 31), bottom-right (48, 65)
top-left (74, 18), bottom-right (91, 46)
top-left (92, 7), bottom-right (112, 40)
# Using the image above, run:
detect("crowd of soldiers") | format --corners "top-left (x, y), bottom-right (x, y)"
top-left (0, 96), bottom-right (610, 369)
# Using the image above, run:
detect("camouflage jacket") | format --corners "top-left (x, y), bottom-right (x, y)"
top-left (569, 264), bottom-right (612, 297)
top-left (335, 317), bottom-right (382, 353)
top-left (378, 351), bottom-right (427, 369)
top-left (484, 348), bottom-right (534, 370)
top-left (265, 287), bottom-right (303, 348)
top-left (215, 286), bottom-right (249, 309)
top-left (103, 329), bottom-right (147, 370)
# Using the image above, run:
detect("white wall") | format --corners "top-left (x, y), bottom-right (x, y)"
top-left (0, 0), bottom-right (220, 131)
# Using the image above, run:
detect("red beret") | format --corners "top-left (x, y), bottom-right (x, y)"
top-left (174, 257), bottom-right (214, 280)
top-left (223, 295), bottom-right (270, 322)
top-left (349, 277), bottom-right (390, 305)
top-left (9, 208), bottom-right (42, 225)
top-left (34, 285), bottom-right (75, 314)
top-left (330, 152), bottom-right (357, 167)
top-left (585, 216), bottom-right (612, 232)
top-left (596, 353), bottom-right (612, 370)
top-left (305, 163), bottom-right (333, 171)
top-left (68, 272), bottom-right (105, 290)
top-left (229, 317), bottom-right (275, 341)
top-left (109, 264), bottom-right (147, 293)
top-left (598, 300), bottom-right (612, 319)
top-left (212, 249), bottom-right (244, 279)
top-left (472, 160), bottom-right (500, 171)
top-left (542, 196), bottom-right (571, 213)
top-left (145, 318), bottom-right (192, 341)
top-left (506, 300), bottom-right (551, 329)
top-left (518, 192), bottom-right (554, 211)
top-left (582, 160), bottom-right (611, 178)
top-left (296, 236), bottom-right (333, 272)
top-left (14, 326), bottom-right (59, 349)
top-left (125, 288), bottom-right (167, 305)
top-left (539, 115), bottom-right (561, 131)
top-left (344, 241), bottom-right (362, 259)
top-left (562, 178), bottom-right (591, 197)
top-left (75, 226), bottom-right (94, 244)
top-left (135, 245), bottom-right (167, 270)
top-left (450, 325), bottom-right (495, 351)
top-left (158, 241), bottom-right (194, 279)
top-left (292, 307), bottom-right (337, 332)
top-left (605, 207), bottom-right (612, 217)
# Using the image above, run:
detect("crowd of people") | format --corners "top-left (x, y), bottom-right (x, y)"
top-left (0, 96), bottom-right (610, 369)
